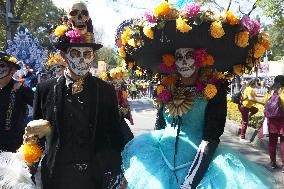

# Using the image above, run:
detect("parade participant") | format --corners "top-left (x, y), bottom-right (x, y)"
top-left (238, 78), bottom-right (264, 142)
top-left (0, 52), bottom-right (34, 152)
top-left (45, 53), bottom-right (66, 78)
top-left (264, 75), bottom-right (284, 171)
top-left (23, 1), bottom-right (126, 188)
top-left (116, 2), bottom-right (274, 188)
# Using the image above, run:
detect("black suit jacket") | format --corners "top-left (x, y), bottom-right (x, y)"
top-left (33, 75), bottom-right (125, 177)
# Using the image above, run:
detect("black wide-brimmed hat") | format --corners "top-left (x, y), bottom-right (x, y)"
top-left (116, 2), bottom-right (270, 74)
top-left (0, 52), bottom-right (21, 70)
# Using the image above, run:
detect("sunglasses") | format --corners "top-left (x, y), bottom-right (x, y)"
top-left (69, 9), bottom-right (89, 17)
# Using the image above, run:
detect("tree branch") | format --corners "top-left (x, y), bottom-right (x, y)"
top-left (227, 0), bottom-right (233, 11)
top-left (248, 1), bottom-right (257, 16)
top-left (15, 0), bottom-right (29, 19)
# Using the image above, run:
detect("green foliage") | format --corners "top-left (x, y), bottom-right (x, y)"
top-left (95, 47), bottom-right (124, 68)
top-left (0, 0), bottom-right (63, 50)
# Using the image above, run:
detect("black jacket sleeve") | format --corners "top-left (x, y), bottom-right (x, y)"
top-left (32, 85), bottom-right (44, 120)
top-left (202, 82), bottom-right (228, 143)
top-left (20, 85), bottom-right (34, 107)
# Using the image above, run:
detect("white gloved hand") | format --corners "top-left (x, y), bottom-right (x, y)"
top-left (24, 119), bottom-right (52, 143)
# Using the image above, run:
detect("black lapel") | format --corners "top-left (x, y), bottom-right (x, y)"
top-left (54, 76), bottom-right (65, 132)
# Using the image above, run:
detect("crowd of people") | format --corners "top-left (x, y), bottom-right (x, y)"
top-left (0, 1), bottom-right (279, 189)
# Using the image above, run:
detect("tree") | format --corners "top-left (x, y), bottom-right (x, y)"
top-left (0, 0), bottom-right (63, 50)
top-left (94, 47), bottom-right (124, 68)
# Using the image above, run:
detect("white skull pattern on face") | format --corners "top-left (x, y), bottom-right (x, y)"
top-left (65, 47), bottom-right (94, 76)
top-left (175, 48), bottom-right (196, 78)
top-left (51, 64), bottom-right (65, 77)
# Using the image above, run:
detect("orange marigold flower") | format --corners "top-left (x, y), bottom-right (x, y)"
top-left (121, 28), bottom-right (132, 45)
top-left (210, 21), bottom-right (225, 39)
top-left (118, 47), bottom-right (126, 58)
top-left (162, 54), bottom-right (175, 67)
top-left (176, 17), bottom-right (192, 33)
top-left (235, 31), bottom-right (249, 48)
top-left (19, 143), bottom-right (43, 164)
top-left (226, 11), bottom-right (240, 25)
top-left (254, 43), bottom-right (266, 58)
top-left (161, 76), bottom-right (177, 86)
top-left (202, 54), bottom-right (214, 66)
top-left (204, 84), bottom-right (217, 99)
top-left (154, 2), bottom-right (170, 17)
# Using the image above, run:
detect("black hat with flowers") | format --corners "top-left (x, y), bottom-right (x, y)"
top-left (52, 18), bottom-right (102, 51)
top-left (115, 2), bottom-right (270, 75)
top-left (0, 52), bottom-right (20, 70)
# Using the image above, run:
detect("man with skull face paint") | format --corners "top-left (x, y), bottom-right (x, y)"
top-left (0, 52), bottom-right (33, 152)
top-left (45, 53), bottom-right (66, 79)
top-left (25, 2), bottom-right (127, 188)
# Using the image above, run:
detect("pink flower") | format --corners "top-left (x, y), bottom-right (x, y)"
top-left (195, 79), bottom-right (205, 93)
top-left (184, 3), bottom-right (201, 18)
top-left (158, 89), bottom-right (171, 103)
top-left (160, 63), bottom-right (177, 73)
top-left (143, 12), bottom-right (157, 23)
top-left (192, 48), bottom-right (206, 68)
top-left (241, 15), bottom-right (261, 36)
top-left (65, 30), bottom-right (84, 43)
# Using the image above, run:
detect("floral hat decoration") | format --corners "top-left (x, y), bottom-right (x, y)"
top-left (46, 53), bottom-right (66, 68)
top-left (0, 52), bottom-right (20, 70)
top-left (115, 1), bottom-right (270, 74)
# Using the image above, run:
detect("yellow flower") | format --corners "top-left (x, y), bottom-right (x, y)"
top-left (136, 40), bottom-right (141, 46)
top-left (121, 28), bottom-right (132, 45)
top-left (154, 2), bottom-right (170, 17)
top-left (233, 64), bottom-right (244, 76)
top-left (135, 69), bottom-right (142, 77)
top-left (156, 85), bottom-right (165, 95)
top-left (254, 43), bottom-right (266, 58)
top-left (235, 31), bottom-right (249, 48)
top-left (176, 17), bottom-right (192, 33)
top-left (226, 11), bottom-right (240, 25)
top-left (19, 143), bottom-right (43, 164)
top-left (128, 38), bottom-right (136, 47)
top-left (47, 55), bottom-right (65, 66)
top-left (101, 72), bottom-right (108, 81)
top-left (54, 25), bottom-right (68, 37)
top-left (202, 54), bottom-right (214, 66)
top-left (204, 84), bottom-right (217, 99)
top-left (162, 54), bottom-right (175, 67)
top-left (110, 68), bottom-right (117, 78)
top-left (143, 26), bottom-right (154, 39)
top-left (118, 47), bottom-right (126, 58)
top-left (8, 57), bottom-right (17, 63)
top-left (210, 21), bottom-right (225, 39)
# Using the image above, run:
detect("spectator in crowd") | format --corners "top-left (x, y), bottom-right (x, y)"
top-left (0, 52), bottom-right (33, 152)
top-left (129, 82), bottom-right (137, 100)
top-left (238, 78), bottom-right (263, 142)
top-left (264, 75), bottom-right (284, 171)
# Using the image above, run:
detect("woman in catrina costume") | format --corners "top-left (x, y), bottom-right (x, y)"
top-left (116, 2), bottom-right (275, 189)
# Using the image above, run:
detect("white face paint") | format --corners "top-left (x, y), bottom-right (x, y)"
top-left (175, 48), bottom-right (196, 78)
top-left (0, 62), bottom-right (11, 79)
top-left (50, 64), bottom-right (65, 77)
top-left (65, 47), bottom-right (94, 76)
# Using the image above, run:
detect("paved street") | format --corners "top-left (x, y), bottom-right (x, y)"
top-left (128, 98), bottom-right (283, 189)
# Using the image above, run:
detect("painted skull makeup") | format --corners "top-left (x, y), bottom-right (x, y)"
top-left (0, 62), bottom-right (11, 79)
top-left (50, 64), bottom-right (65, 77)
top-left (175, 48), bottom-right (196, 78)
top-left (65, 47), bottom-right (94, 76)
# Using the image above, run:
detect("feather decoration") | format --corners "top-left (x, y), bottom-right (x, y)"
top-left (0, 151), bottom-right (35, 189)
top-left (176, 0), bottom-right (194, 10)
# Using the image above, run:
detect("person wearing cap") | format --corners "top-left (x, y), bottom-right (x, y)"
top-left (238, 78), bottom-right (264, 142)
top-left (0, 52), bottom-right (34, 152)
top-left (23, 2), bottom-right (126, 188)
top-left (117, 2), bottom-right (274, 189)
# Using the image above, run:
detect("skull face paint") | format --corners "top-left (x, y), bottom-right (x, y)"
top-left (0, 62), bottom-right (11, 79)
top-left (50, 64), bottom-right (65, 77)
top-left (175, 48), bottom-right (196, 78)
top-left (65, 47), bottom-right (94, 76)
top-left (68, 2), bottom-right (90, 34)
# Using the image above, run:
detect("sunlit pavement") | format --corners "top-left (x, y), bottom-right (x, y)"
top-left (128, 98), bottom-right (283, 189)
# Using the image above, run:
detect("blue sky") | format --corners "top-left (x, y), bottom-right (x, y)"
top-left (52, 0), bottom-right (264, 47)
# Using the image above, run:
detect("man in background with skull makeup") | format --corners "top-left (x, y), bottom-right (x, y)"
top-left (24, 1), bottom-right (127, 188)
top-left (0, 52), bottom-right (33, 152)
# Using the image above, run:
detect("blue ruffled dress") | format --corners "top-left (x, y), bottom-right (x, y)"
top-left (122, 97), bottom-right (276, 189)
